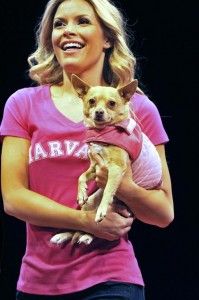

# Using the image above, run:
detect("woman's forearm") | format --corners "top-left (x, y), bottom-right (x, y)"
top-left (3, 187), bottom-right (134, 241)
top-left (117, 180), bottom-right (174, 227)
top-left (1, 137), bottom-right (87, 231)
top-left (3, 187), bottom-right (87, 230)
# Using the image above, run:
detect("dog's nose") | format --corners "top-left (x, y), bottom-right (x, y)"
top-left (95, 110), bottom-right (104, 117)
top-left (95, 109), bottom-right (104, 121)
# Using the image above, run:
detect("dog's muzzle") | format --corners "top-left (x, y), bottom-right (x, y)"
top-left (94, 110), bottom-right (105, 122)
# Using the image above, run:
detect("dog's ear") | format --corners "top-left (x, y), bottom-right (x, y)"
top-left (118, 79), bottom-right (138, 102)
top-left (71, 74), bottom-right (90, 99)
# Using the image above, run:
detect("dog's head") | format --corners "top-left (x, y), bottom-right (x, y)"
top-left (71, 74), bottom-right (138, 128)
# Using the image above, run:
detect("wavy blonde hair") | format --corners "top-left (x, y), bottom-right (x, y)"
top-left (28, 0), bottom-right (136, 87)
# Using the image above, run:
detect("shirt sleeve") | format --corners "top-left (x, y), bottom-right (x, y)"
top-left (131, 93), bottom-right (169, 145)
top-left (0, 89), bottom-right (31, 140)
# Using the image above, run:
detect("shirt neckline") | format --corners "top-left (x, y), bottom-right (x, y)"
top-left (45, 84), bottom-right (84, 128)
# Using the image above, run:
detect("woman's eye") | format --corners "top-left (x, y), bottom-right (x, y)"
top-left (78, 17), bottom-right (91, 25)
top-left (53, 20), bottom-right (65, 28)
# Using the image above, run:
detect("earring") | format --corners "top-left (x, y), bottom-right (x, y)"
top-left (104, 40), bottom-right (111, 49)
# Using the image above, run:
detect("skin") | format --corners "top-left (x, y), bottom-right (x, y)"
top-left (1, 0), bottom-right (174, 245)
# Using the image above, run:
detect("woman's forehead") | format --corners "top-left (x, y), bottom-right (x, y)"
top-left (54, 0), bottom-right (96, 18)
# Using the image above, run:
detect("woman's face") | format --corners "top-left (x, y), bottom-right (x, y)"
top-left (52, 0), bottom-right (110, 78)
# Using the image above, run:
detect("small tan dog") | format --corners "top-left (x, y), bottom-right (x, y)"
top-left (50, 74), bottom-right (162, 245)
top-left (73, 75), bottom-right (139, 223)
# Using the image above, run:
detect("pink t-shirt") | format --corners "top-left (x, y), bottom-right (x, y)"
top-left (0, 85), bottom-right (169, 295)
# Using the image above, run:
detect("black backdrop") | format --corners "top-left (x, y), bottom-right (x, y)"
top-left (0, 1), bottom-right (198, 299)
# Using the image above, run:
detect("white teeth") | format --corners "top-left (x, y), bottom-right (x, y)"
top-left (62, 42), bottom-right (83, 51)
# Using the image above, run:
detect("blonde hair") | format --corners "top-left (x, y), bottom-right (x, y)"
top-left (28, 0), bottom-right (136, 87)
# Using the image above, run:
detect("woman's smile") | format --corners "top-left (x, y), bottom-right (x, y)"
top-left (61, 41), bottom-right (85, 52)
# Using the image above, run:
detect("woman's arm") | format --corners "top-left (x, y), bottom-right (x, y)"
top-left (94, 144), bottom-right (174, 228)
top-left (1, 136), bottom-right (133, 241)
top-left (117, 144), bottom-right (174, 227)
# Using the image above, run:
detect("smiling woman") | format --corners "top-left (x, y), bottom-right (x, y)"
top-left (28, 0), bottom-right (135, 87)
top-left (0, 0), bottom-right (173, 299)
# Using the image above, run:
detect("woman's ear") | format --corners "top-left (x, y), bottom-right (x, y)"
top-left (103, 39), bottom-right (111, 49)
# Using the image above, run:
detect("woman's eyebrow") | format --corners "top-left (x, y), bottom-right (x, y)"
top-left (54, 14), bottom-right (92, 20)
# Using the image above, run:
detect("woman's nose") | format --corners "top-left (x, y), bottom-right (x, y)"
top-left (63, 23), bottom-right (77, 35)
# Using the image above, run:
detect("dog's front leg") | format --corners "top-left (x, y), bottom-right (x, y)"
top-left (95, 165), bottom-right (124, 222)
top-left (78, 159), bottom-right (96, 206)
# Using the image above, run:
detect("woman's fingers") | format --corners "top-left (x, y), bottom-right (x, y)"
top-left (111, 199), bottom-right (134, 218)
top-left (89, 146), bottom-right (108, 187)
top-left (89, 145), bottom-right (105, 167)
top-left (87, 208), bottom-right (134, 241)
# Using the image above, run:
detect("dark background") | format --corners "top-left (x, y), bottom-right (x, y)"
top-left (0, 0), bottom-right (198, 299)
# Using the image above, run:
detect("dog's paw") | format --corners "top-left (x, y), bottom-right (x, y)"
top-left (95, 206), bottom-right (107, 223)
top-left (50, 232), bottom-right (73, 245)
top-left (77, 234), bottom-right (93, 245)
top-left (77, 190), bottom-right (88, 206)
top-left (71, 232), bottom-right (93, 245)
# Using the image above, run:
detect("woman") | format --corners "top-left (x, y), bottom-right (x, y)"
top-left (0, 0), bottom-right (174, 299)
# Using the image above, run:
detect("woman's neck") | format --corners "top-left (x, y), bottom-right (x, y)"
top-left (63, 69), bottom-right (106, 88)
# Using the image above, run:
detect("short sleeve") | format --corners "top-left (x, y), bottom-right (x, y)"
top-left (0, 89), bottom-right (31, 140)
top-left (131, 93), bottom-right (169, 145)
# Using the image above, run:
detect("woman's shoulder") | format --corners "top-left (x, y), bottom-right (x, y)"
top-left (130, 92), bottom-right (169, 144)
top-left (9, 84), bottom-right (49, 100)
top-left (4, 85), bottom-right (50, 111)
top-left (130, 92), bottom-right (161, 124)
top-left (130, 92), bottom-right (158, 114)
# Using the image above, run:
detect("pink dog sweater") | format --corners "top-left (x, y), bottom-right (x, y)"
top-left (86, 118), bottom-right (162, 189)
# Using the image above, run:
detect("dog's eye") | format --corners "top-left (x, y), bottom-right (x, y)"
top-left (89, 98), bottom-right (96, 106)
top-left (108, 100), bottom-right (116, 108)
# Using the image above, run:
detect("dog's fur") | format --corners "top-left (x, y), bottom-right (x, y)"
top-left (50, 75), bottom-right (162, 246)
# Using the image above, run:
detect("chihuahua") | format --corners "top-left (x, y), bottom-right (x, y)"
top-left (50, 74), bottom-right (162, 246)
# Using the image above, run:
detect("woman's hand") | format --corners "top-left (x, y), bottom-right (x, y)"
top-left (89, 147), bottom-right (108, 188)
top-left (85, 205), bottom-right (134, 241)
top-left (90, 147), bottom-right (133, 197)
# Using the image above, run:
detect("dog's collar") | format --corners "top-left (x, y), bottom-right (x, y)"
top-left (116, 118), bottom-right (137, 135)
top-left (86, 118), bottom-right (137, 135)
